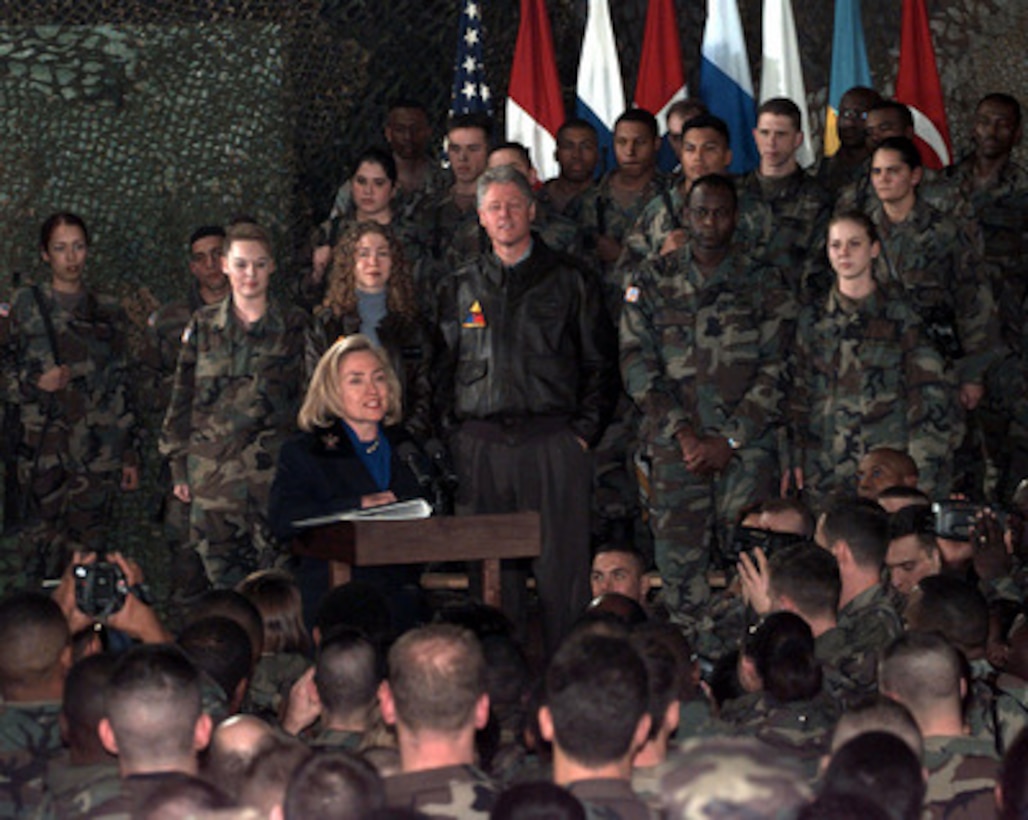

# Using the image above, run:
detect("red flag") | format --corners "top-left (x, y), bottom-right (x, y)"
top-left (506, 0), bottom-right (565, 180)
top-left (894, 0), bottom-right (951, 170)
top-left (634, 0), bottom-right (688, 173)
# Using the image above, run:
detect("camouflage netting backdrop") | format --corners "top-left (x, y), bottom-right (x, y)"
top-left (0, 0), bottom-right (1024, 598)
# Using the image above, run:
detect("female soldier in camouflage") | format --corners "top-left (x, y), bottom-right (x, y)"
top-left (787, 211), bottom-right (956, 506)
top-left (6, 213), bottom-right (138, 583)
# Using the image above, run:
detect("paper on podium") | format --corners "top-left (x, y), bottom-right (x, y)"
top-left (292, 498), bottom-right (433, 529)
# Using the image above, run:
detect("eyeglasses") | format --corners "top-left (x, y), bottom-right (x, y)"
top-left (839, 109), bottom-right (869, 121)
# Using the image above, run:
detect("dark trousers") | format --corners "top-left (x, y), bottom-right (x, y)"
top-left (454, 421), bottom-right (592, 656)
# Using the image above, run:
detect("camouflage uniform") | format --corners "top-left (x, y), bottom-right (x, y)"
top-left (412, 187), bottom-right (480, 266)
top-left (714, 689), bottom-right (840, 782)
top-left (867, 197), bottom-right (1000, 387)
top-left (159, 296), bottom-right (308, 589)
top-left (145, 282), bottom-right (214, 600)
top-left (922, 734), bottom-right (1000, 820)
top-left (736, 169), bottom-right (833, 303)
top-left (383, 764), bottom-right (498, 819)
top-left (245, 651), bottom-right (310, 722)
top-left (924, 157), bottom-right (1028, 501)
top-left (815, 152), bottom-right (872, 201)
top-left (788, 282), bottom-right (957, 504)
top-left (614, 183), bottom-right (774, 286)
top-left (567, 778), bottom-right (655, 820)
top-left (0, 700), bottom-right (62, 819)
top-left (660, 736), bottom-right (812, 819)
top-left (33, 757), bottom-right (121, 820)
top-left (4, 283), bottom-right (138, 584)
top-left (307, 726), bottom-right (363, 751)
top-left (619, 244), bottom-right (795, 629)
top-left (578, 172), bottom-right (669, 321)
top-left (537, 180), bottom-right (595, 223)
top-left (815, 583), bottom-right (903, 706)
top-left (966, 669), bottom-right (1028, 757)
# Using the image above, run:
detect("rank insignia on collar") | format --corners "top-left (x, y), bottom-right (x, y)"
top-left (462, 300), bottom-right (487, 328)
top-left (624, 286), bottom-right (640, 304)
top-left (322, 433), bottom-right (340, 450)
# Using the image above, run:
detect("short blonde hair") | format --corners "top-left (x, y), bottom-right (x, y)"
top-left (297, 334), bottom-right (402, 432)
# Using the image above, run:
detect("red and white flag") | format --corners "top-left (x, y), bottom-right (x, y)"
top-left (895, 0), bottom-right (951, 169)
top-left (506, 0), bottom-right (565, 181)
top-left (633, 0), bottom-right (687, 172)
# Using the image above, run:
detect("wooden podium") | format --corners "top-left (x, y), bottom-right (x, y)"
top-left (292, 511), bottom-right (541, 608)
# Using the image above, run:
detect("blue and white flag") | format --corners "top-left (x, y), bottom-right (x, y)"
top-left (575, 0), bottom-right (625, 176)
top-left (699, 0), bottom-right (758, 173)
top-left (450, 0), bottom-right (493, 116)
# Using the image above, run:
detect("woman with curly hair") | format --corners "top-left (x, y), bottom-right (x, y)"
top-left (306, 220), bottom-right (432, 442)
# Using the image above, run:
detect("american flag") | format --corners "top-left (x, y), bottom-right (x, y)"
top-left (450, 0), bottom-right (492, 116)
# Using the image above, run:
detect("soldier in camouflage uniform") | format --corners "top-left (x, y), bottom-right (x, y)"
top-left (0, 593), bottom-right (69, 819)
top-left (327, 99), bottom-right (449, 226)
top-left (714, 613), bottom-right (840, 782)
top-left (577, 108), bottom-right (669, 320)
top-left (537, 118), bottom-right (600, 221)
top-left (924, 93), bottom-right (1028, 502)
top-left (4, 213), bottom-right (139, 585)
top-left (620, 174), bottom-right (795, 633)
top-left (879, 632), bottom-right (1001, 819)
top-left (815, 499), bottom-right (903, 705)
top-left (788, 211), bottom-right (956, 505)
top-left (35, 653), bottom-right (121, 820)
top-left (380, 625), bottom-right (499, 819)
top-left (412, 113), bottom-right (493, 266)
top-left (160, 222), bottom-right (308, 589)
top-left (615, 114), bottom-right (773, 283)
top-left (814, 86), bottom-right (883, 198)
top-left (739, 98), bottom-right (833, 302)
top-left (661, 736), bottom-right (812, 819)
top-left (867, 137), bottom-right (1000, 403)
top-left (834, 99), bottom-right (917, 214)
top-left (145, 225), bottom-right (228, 601)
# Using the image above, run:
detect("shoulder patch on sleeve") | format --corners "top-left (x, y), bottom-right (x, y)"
top-left (181, 325), bottom-right (192, 344)
top-left (624, 285), bottom-right (640, 304)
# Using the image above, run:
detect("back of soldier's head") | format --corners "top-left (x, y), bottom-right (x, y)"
top-left (492, 781), bottom-right (586, 820)
top-left (879, 632), bottom-right (962, 720)
top-left (315, 627), bottom-right (379, 723)
top-left (769, 542), bottom-right (841, 621)
top-left (633, 621), bottom-right (699, 701)
top-left (187, 589), bottom-right (264, 661)
top-left (630, 628), bottom-right (682, 742)
top-left (283, 750), bottom-right (384, 820)
top-left (0, 591), bottom-right (70, 697)
top-left (1000, 727), bottom-right (1028, 820)
top-left (63, 653), bottom-right (118, 756)
top-left (315, 581), bottom-right (394, 644)
top-left (202, 714), bottom-right (276, 802)
top-left (178, 615), bottom-right (254, 706)
top-left (238, 732), bottom-right (313, 815)
top-left (823, 497), bottom-right (890, 570)
top-left (748, 611), bottom-right (821, 702)
top-left (831, 695), bottom-right (924, 760)
top-left (544, 631), bottom-right (648, 767)
top-left (139, 773), bottom-right (235, 819)
top-left (877, 486), bottom-right (931, 513)
top-left (905, 575), bottom-right (988, 654)
top-left (387, 624), bottom-right (485, 733)
top-left (104, 644), bottom-right (204, 770)
top-left (821, 732), bottom-right (925, 820)
top-left (661, 737), bottom-right (811, 819)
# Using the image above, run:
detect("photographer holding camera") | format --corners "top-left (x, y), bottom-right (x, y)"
top-left (52, 551), bottom-right (171, 648)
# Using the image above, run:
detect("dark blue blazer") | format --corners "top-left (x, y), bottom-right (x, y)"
top-left (268, 421), bottom-right (427, 541)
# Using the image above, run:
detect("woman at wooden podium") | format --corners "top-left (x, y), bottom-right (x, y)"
top-left (269, 333), bottom-right (429, 627)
